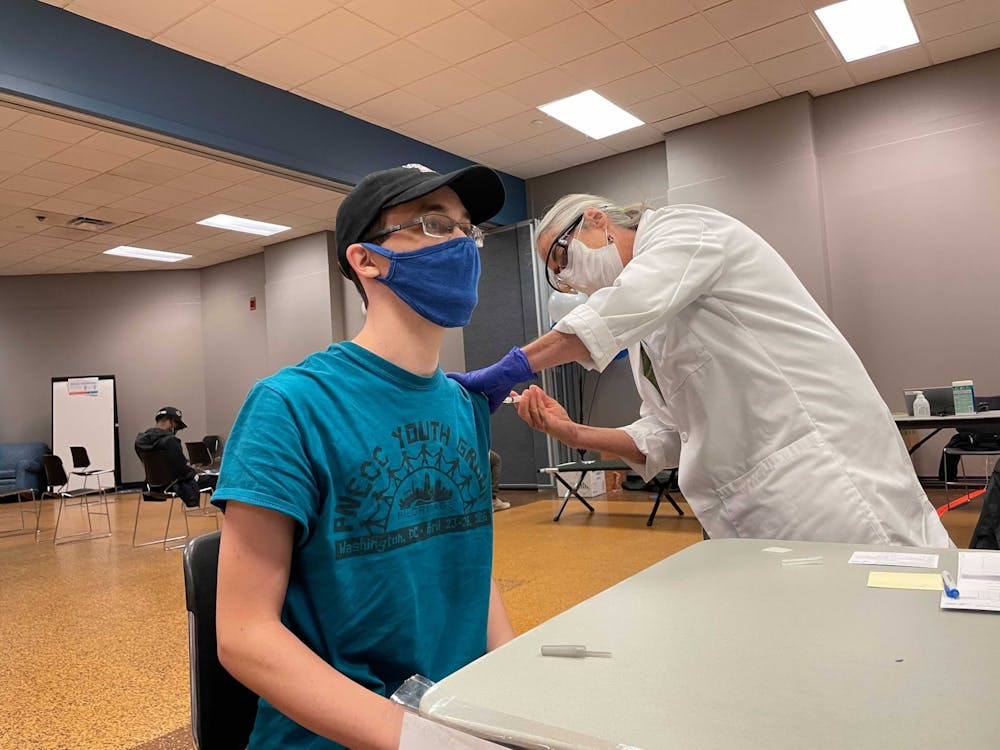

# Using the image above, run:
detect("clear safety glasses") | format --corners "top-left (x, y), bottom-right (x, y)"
top-left (365, 213), bottom-right (485, 248)
top-left (544, 213), bottom-right (583, 292)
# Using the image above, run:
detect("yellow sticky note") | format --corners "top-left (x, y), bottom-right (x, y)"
top-left (867, 572), bottom-right (943, 591)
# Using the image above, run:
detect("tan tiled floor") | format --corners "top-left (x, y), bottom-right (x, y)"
top-left (0, 487), bottom-right (985, 749)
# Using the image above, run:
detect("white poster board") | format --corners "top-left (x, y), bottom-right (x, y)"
top-left (52, 375), bottom-right (119, 491)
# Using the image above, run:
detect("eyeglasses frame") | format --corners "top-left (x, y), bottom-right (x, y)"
top-left (365, 213), bottom-right (485, 248)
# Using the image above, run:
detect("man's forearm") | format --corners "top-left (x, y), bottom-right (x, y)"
top-left (568, 424), bottom-right (646, 464)
top-left (521, 330), bottom-right (590, 372)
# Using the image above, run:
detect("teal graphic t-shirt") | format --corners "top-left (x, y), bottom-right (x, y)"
top-left (213, 342), bottom-right (493, 750)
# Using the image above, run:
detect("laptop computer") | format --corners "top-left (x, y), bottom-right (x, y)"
top-left (903, 386), bottom-right (954, 416)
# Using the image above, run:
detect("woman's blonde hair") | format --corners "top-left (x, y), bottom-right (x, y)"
top-left (535, 193), bottom-right (649, 244)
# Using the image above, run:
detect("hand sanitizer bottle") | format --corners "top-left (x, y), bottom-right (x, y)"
top-left (913, 391), bottom-right (931, 417)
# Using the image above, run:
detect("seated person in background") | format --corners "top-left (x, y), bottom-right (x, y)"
top-left (212, 163), bottom-right (514, 749)
top-left (490, 449), bottom-right (510, 511)
top-left (134, 406), bottom-right (216, 508)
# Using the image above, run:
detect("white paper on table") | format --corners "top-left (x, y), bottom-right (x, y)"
top-left (400, 713), bottom-right (506, 749)
top-left (940, 551), bottom-right (1000, 611)
top-left (848, 551), bottom-right (939, 568)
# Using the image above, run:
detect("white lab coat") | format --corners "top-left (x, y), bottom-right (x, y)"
top-left (554, 205), bottom-right (951, 546)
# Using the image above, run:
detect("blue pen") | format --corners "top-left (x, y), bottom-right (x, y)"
top-left (941, 570), bottom-right (960, 599)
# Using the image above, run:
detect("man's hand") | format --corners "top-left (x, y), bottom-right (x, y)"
top-left (447, 347), bottom-right (535, 413)
top-left (514, 385), bottom-right (580, 446)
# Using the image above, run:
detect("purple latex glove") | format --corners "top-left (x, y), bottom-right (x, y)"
top-left (447, 347), bottom-right (536, 413)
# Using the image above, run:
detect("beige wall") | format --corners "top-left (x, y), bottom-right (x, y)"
top-left (526, 49), bottom-right (1000, 475)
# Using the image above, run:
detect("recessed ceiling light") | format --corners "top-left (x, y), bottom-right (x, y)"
top-left (537, 90), bottom-right (644, 140)
top-left (815, 0), bottom-right (919, 63)
top-left (104, 246), bottom-right (192, 262)
top-left (196, 214), bottom-right (290, 236)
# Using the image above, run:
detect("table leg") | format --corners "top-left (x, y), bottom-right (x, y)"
top-left (552, 472), bottom-right (595, 522)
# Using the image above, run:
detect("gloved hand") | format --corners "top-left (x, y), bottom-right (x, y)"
top-left (447, 347), bottom-right (536, 413)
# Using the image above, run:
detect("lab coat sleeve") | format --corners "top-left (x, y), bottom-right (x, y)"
top-left (620, 400), bottom-right (682, 482)
top-left (554, 209), bottom-right (725, 371)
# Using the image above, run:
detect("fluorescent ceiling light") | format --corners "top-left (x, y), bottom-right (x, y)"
top-left (104, 246), bottom-right (192, 262)
top-left (537, 90), bottom-right (643, 140)
top-left (815, 0), bottom-right (919, 63)
top-left (197, 213), bottom-right (290, 236)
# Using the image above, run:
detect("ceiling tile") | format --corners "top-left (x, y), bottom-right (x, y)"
top-left (287, 185), bottom-right (339, 202)
top-left (690, 0), bottom-right (730, 8)
top-left (0, 130), bottom-right (68, 159)
top-left (69, 0), bottom-right (204, 37)
top-left (627, 88), bottom-right (704, 121)
top-left (476, 141), bottom-right (548, 170)
top-left (241, 174), bottom-right (307, 195)
top-left (0, 107), bottom-right (25, 129)
top-left (256, 193), bottom-right (318, 213)
top-left (352, 40), bottom-right (450, 87)
top-left (704, 0), bottom-right (807, 38)
top-left (196, 162), bottom-right (260, 183)
top-left (554, 140), bottom-right (618, 167)
top-left (289, 8), bottom-right (395, 61)
top-left (133, 185), bottom-right (201, 206)
top-left (460, 42), bottom-right (552, 88)
top-left (211, 0), bottom-right (336, 35)
top-left (926, 19), bottom-right (1000, 63)
top-left (906, 0), bottom-right (965, 12)
top-left (29, 196), bottom-right (101, 216)
top-left (488, 110), bottom-right (565, 142)
top-left (156, 6), bottom-right (278, 65)
top-left (75, 173), bottom-right (152, 196)
top-left (409, 11), bottom-right (511, 64)
top-left (687, 65), bottom-right (770, 103)
top-left (164, 172), bottom-right (237, 196)
top-left (210, 184), bottom-right (279, 204)
top-left (659, 42), bottom-right (748, 85)
top-left (0, 152), bottom-right (43, 174)
top-left (600, 124), bottom-right (666, 152)
top-left (590, 0), bottom-right (697, 39)
top-left (404, 67), bottom-right (493, 108)
top-left (774, 65), bottom-right (854, 97)
top-left (730, 13), bottom-right (824, 63)
top-left (597, 67), bottom-right (680, 105)
top-left (628, 14), bottom-right (725, 64)
top-left (346, 0), bottom-right (461, 36)
top-left (9, 114), bottom-right (96, 143)
top-left (650, 105), bottom-right (716, 132)
top-left (846, 44), bottom-right (932, 85)
top-left (561, 43), bottom-right (651, 86)
top-left (519, 125), bottom-right (593, 154)
top-left (435, 127), bottom-right (513, 158)
top-left (711, 87), bottom-right (779, 115)
top-left (396, 108), bottom-right (480, 143)
top-left (233, 39), bottom-right (341, 89)
top-left (296, 65), bottom-right (393, 109)
top-left (22, 162), bottom-right (100, 186)
top-left (109, 159), bottom-right (189, 184)
top-left (104, 194), bottom-right (174, 215)
top-left (77, 131), bottom-right (160, 158)
top-left (55, 184), bottom-right (131, 207)
top-left (500, 68), bottom-right (585, 107)
top-left (48, 145), bottom-right (133, 171)
top-left (0, 175), bottom-right (68, 197)
top-left (916, 0), bottom-right (1000, 41)
top-left (754, 41), bottom-right (841, 85)
top-left (460, 90), bottom-right (529, 126)
top-left (521, 13), bottom-right (615, 65)
top-left (348, 90), bottom-right (439, 127)
top-left (142, 148), bottom-right (214, 171)
top-left (471, 0), bottom-right (582, 37)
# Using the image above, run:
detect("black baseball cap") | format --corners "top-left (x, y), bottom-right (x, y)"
top-left (334, 163), bottom-right (505, 276)
top-left (155, 406), bottom-right (187, 430)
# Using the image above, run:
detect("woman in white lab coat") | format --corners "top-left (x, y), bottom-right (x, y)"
top-left (451, 194), bottom-right (951, 546)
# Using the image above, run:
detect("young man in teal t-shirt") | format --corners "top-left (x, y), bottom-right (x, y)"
top-left (213, 163), bottom-right (515, 750)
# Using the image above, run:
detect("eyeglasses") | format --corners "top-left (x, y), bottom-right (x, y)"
top-left (365, 213), bottom-right (485, 248)
top-left (544, 214), bottom-right (583, 292)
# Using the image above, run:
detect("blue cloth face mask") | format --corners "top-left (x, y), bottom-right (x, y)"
top-left (361, 236), bottom-right (481, 327)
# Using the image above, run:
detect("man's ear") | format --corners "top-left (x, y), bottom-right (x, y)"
top-left (345, 243), bottom-right (382, 279)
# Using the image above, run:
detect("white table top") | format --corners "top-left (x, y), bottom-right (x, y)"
top-left (894, 409), bottom-right (1000, 429)
top-left (421, 539), bottom-right (1000, 750)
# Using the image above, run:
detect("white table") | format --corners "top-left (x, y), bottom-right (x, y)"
top-left (421, 539), bottom-right (1000, 750)
top-left (895, 409), bottom-right (1000, 454)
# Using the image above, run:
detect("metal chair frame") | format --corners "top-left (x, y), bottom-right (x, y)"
top-left (943, 447), bottom-right (1000, 507)
top-left (133, 450), bottom-right (217, 550)
top-left (40, 454), bottom-right (111, 545)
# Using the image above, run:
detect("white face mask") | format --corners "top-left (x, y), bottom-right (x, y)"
top-left (556, 237), bottom-right (623, 295)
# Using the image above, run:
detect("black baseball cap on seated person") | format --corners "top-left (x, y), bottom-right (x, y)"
top-left (155, 406), bottom-right (187, 430)
top-left (334, 163), bottom-right (506, 276)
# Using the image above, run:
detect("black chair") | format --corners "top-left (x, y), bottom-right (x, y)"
top-left (133, 450), bottom-right (217, 549)
top-left (202, 435), bottom-right (223, 468)
top-left (69, 445), bottom-right (115, 491)
top-left (942, 395), bottom-right (1000, 508)
top-left (41, 454), bottom-right (111, 545)
top-left (183, 531), bottom-right (259, 750)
